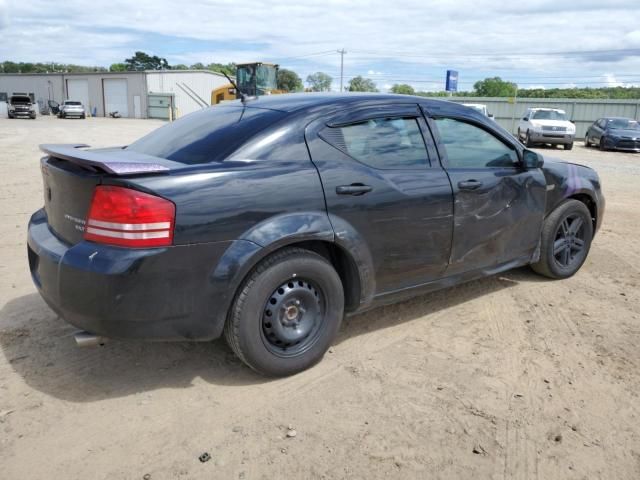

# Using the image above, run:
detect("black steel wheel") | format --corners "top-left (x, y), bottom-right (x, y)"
top-left (225, 247), bottom-right (344, 376)
top-left (261, 278), bottom-right (324, 357)
top-left (531, 199), bottom-right (593, 279)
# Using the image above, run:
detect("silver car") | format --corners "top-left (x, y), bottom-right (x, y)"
top-left (59, 100), bottom-right (86, 119)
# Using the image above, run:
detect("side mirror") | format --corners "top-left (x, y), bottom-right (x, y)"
top-left (523, 150), bottom-right (543, 169)
top-left (570, 120), bottom-right (575, 124)
top-left (522, 117), bottom-right (529, 121)
top-left (488, 113), bottom-right (494, 119)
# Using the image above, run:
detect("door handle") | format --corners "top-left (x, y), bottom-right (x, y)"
top-left (336, 184), bottom-right (373, 195)
top-left (458, 179), bottom-right (482, 190)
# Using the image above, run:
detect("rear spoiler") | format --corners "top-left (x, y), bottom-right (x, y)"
top-left (39, 144), bottom-right (171, 175)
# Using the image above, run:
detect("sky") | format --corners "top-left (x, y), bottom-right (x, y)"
top-left (1, 0), bottom-right (639, 92)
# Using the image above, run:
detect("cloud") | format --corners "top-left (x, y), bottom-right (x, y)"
top-left (0, 0), bottom-right (8, 30)
top-left (1, 0), bottom-right (639, 89)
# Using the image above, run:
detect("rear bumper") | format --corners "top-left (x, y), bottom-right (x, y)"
top-left (60, 110), bottom-right (85, 117)
top-left (28, 209), bottom-right (237, 341)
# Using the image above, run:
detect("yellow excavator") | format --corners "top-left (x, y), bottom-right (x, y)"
top-left (211, 62), bottom-right (284, 104)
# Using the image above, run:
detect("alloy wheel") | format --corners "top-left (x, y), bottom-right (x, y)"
top-left (553, 214), bottom-right (586, 268)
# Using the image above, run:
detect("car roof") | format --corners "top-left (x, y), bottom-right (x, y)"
top-left (529, 107), bottom-right (564, 111)
top-left (228, 92), bottom-right (455, 113)
top-left (602, 116), bottom-right (635, 121)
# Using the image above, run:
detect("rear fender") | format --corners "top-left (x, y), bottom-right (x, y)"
top-left (207, 212), bottom-right (376, 338)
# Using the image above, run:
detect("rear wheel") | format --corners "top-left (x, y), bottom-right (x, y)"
top-left (599, 137), bottom-right (607, 151)
top-left (584, 134), bottom-right (591, 147)
top-left (531, 199), bottom-right (593, 279)
top-left (225, 248), bottom-right (344, 376)
top-left (563, 142), bottom-right (573, 150)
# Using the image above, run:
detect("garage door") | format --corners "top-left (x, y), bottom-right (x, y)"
top-left (66, 79), bottom-right (89, 110)
top-left (103, 79), bottom-right (129, 118)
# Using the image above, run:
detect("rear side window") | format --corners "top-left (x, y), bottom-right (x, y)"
top-left (434, 118), bottom-right (518, 168)
top-left (127, 106), bottom-right (287, 164)
top-left (322, 117), bottom-right (428, 169)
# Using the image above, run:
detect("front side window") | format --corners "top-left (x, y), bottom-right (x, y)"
top-left (323, 117), bottom-right (428, 170)
top-left (434, 118), bottom-right (519, 168)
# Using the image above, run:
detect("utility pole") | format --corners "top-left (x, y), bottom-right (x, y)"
top-left (338, 49), bottom-right (346, 91)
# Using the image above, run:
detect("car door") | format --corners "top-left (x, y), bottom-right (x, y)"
top-left (305, 104), bottom-right (454, 294)
top-left (425, 113), bottom-right (547, 275)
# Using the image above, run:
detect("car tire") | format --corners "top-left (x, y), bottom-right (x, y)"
top-left (81, 114), bottom-right (86, 119)
top-left (564, 142), bottom-right (573, 150)
top-left (525, 130), bottom-right (534, 147)
top-left (225, 247), bottom-right (344, 376)
top-left (599, 137), bottom-right (606, 151)
top-left (531, 199), bottom-right (593, 279)
top-left (517, 128), bottom-right (522, 141)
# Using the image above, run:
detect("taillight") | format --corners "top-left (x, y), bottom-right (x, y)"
top-left (84, 186), bottom-right (175, 248)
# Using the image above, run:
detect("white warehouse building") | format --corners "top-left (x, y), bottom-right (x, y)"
top-left (0, 70), bottom-right (229, 119)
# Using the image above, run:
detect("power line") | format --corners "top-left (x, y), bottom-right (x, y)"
top-left (348, 47), bottom-right (640, 59)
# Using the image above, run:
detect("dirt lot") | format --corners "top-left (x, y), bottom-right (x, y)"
top-left (1, 115), bottom-right (639, 480)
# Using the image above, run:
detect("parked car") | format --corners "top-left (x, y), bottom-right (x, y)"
top-left (8, 95), bottom-right (36, 119)
top-left (58, 100), bottom-right (86, 119)
top-left (518, 108), bottom-right (576, 150)
top-left (585, 117), bottom-right (640, 152)
top-left (28, 94), bottom-right (604, 376)
top-left (462, 103), bottom-right (494, 119)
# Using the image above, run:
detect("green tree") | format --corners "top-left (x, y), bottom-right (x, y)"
top-left (172, 64), bottom-right (188, 70)
top-left (190, 62), bottom-right (205, 70)
top-left (348, 76), bottom-right (378, 92)
top-left (125, 51), bottom-right (170, 71)
top-left (473, 77), bottom-right (517, 97)
top-left (306, 72), bottom-right (333, 92)
top-left (109, 63), bottom-right (127, 72)
top-left (390, 83), bottom-right (415, 95)
top-left (277, 68), bottom-right (303, 92)
top-left (206, 62), bottom-right (236, 76)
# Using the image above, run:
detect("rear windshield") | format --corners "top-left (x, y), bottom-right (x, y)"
top-left (65, 101), bottom-right (82, 105)
top-left (10, 96), bottom-right (31, 104)
top-left (127, 105), bottom-right (287, 164)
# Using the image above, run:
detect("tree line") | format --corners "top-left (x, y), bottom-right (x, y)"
top-left (2, 54), bottom-right (638, 98)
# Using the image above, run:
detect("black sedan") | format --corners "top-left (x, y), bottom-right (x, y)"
top-left (585, 117), bottom-right (640, 152)
top-left (28, 94), bottom-right (605, 376)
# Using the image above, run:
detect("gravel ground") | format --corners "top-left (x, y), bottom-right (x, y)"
top-left (1, 115), bottom-right (639, 480)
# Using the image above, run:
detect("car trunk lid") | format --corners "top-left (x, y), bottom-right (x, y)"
top-left (40, 144), bottom-right (179, 245)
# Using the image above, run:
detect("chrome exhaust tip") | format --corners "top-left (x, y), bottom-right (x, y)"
top-left (74, 331), bottom-right (108, 347)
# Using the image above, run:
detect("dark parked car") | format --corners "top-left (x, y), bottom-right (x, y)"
top-left (27, 94), bottom-right (605, 376)
top-left (8, 95), bottom-right (36, 119)
top-left (585, 117), bottom-right (640, 152)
